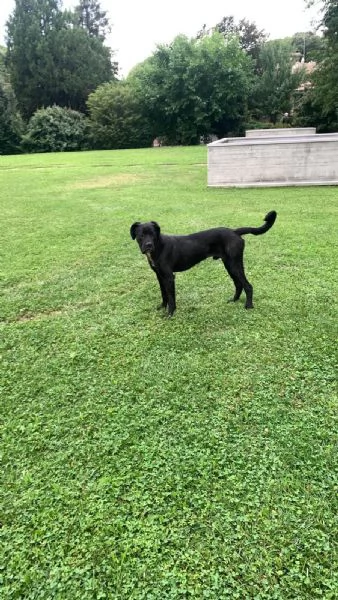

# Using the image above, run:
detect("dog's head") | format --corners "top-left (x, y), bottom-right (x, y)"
top-left (130, 221), bottom-right (161, 254)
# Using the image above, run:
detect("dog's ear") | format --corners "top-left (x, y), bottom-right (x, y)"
top-left (151, 221), bottom-right (161, 237)
top-left (130, 222), bottom-right (141, 240)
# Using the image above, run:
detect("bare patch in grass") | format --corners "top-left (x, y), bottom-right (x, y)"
top-left (16, 309), bottom-right (64, 323)
top-left (13, 301), bottom-right (93, 323)
top-left (70, 173), bottom-right (142, 189)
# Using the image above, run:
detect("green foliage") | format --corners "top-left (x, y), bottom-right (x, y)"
top-left (251, 39), bottom-right (303, 122)
top-left (0, 48), bottom-right (24, 154)
top-left (128, 33), bottom-right (253, 144)
top-left (293, 88), bottom-right (338, 131)
top-left (289, 31), bottom-right (326, 62)
top-left (213, 15), bottom-right (267, 64)
top-left (0, 78), bottom-right (24, 155)
top-left (294, 1), bottom-right (338, 131)
top-left (48, 26), bottom-right (115, 113)
top-left (87, 81), bottom-right (153, 149)
top-left (6, 0), bottom-right (115, 119)
top-left (0, 147), bottom-right (337, 599)
top-left (74, 0), bottom-right (110, 39)
top-left (22, 105), bottom-right (89, 153)
top-left (6, 0), bottom-right (63, 118)
top-left (310, 0), bottom-right (338, 124)
top-left (245, 120), bottom-right (288, 130)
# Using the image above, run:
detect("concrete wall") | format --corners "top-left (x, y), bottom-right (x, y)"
top-left (245, 127), bottom-right (316, 138)
top-left (208, 133), bottom-right (338, 187)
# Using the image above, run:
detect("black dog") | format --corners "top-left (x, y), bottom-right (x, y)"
top-left (130, 211), bottom-right (277, 316)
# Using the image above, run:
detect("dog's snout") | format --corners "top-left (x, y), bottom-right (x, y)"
top-left (141, 239), bottom-right (154, 254)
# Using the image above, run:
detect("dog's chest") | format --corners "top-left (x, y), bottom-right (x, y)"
top-left (146, 252), bottom-right (156, 268)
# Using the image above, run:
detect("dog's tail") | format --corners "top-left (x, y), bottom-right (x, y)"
top-left (234, 210), bottom-right (277, 237)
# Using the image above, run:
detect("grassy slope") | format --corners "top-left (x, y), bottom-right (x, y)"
top-left (0, 147), bottom-right (337, 599)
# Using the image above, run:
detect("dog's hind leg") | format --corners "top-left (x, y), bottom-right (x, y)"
top-left (222, 259), bottom-right (243, 302)
top-left (223, 258), bottom-right (253, 309)
top-left (234, 261), bottom-right (253, 308)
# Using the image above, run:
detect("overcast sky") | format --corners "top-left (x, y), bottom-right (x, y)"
top-left (0, 0), bottom-right (321, 76)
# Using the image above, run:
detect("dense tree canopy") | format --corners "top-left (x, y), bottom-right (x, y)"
top-left (198, 16), bottom-right (267, 68)
top-left (214, 16), bottom-right (267, 63)
top-left (74, 0), bottom-right (110, 39)
top-left (251, 39), bottom-right (304, 123)
top-left (6, 0), bottom-right (116, 119)
top-left (128, 33), bottom-right (253, 144)
top-left (289, 31), bottom-right (326, 61)
top-left (0, 46), bottom-right (23, 154)
top-left (87, 81), bottom-right (153, 149)
top-left (314, 0), bottom-right (338, 120)
top-left (294, 0), bottom-right (338, 131)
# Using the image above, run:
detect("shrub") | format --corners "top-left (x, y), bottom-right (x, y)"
top-left (87, 81), bottom-right (153, 150)
top-left (245, 120), bottom-right (291, 131)
top-left (22, 105), bottom-right (90, 153)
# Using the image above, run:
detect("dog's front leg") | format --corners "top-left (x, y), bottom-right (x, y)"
top-left (155, 271), bottom-right (168, 309)
top-left (162, 271), bottom-right (176, 317)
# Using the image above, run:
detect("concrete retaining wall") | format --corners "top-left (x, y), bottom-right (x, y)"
top-left (208, 132), bottom-right (338, 187)
top-left (245, 127), bottom-right (316, 138)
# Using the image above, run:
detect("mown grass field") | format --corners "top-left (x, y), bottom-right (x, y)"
top-left (0, 146), bottom-right (337, 599)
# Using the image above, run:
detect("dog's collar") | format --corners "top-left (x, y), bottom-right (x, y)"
top-left (146, 252), bottom-right (155, 267)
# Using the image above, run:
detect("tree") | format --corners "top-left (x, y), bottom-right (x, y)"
top-left (6, 0), bottom-right (63, 118)
top-left (87, 81), bottom-right (153, 149)
top-left (48, 26), bottom-right (114, 113)
top-left (0, 47), bottom-right (24, 154)
top-left (6, 0), bottom-right (116, 119)
top-left (294, 1), bottom-right (338, 131)
top-left (216, 16), bottom-right (266, 61)
top-left (251, 40), bottom-right (303, 123)
top-left (290, 31), bottom-right (326, 61)
top-left (311, 0), bottom-right (338, 123)
top-left (74, 0), bottom-right (110, 39)
top-left (198, 16), bottom-right (266, 65)
top-left (128, 33), bottom-right (253, 144)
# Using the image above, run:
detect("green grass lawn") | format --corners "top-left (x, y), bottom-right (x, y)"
top-left (0, 146), bottom-right (337, 599)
